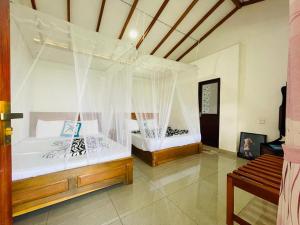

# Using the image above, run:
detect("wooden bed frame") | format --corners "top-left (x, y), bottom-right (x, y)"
top-left (131, 112), bottom-right (202, 166)
top-left (132, 142), bottom-right (202, 166)
top-left (12, 157), bottom-right (133, 217)
top-left (12, 112), bottom-right (133, 217)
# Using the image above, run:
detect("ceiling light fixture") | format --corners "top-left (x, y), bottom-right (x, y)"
top-left (129, 29), bottom-right (138, 39)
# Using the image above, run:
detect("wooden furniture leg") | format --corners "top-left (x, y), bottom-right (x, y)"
top-left (227, 174), bottom-right (234, 225)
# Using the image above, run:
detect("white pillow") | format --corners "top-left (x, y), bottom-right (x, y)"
top-left (139, 119), bottom-right (157, 130)
top-left (128, 119), bottom-right (139, 131)
top-left (80, 120), bottom-right (99, 135)
top-left (36, 120), bottom-right (65, 138)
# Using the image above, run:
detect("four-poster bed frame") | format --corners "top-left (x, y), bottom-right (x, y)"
top-left (131, 113), bottom-right (202, 166)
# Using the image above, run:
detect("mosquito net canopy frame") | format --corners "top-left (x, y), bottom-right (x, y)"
top-left (131, 55), bottom-right (201, 151)
top-left (11, 4), bottom-right (136, 180)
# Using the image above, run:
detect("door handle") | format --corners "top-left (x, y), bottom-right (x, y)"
top-left (0, 113), bottom-right (23, 121)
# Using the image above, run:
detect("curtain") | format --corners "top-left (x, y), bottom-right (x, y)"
top-left (131, 56), bottom-right (200, 151)
top-left (10, 4), bottom-right (134, 176)
top-left (277, 0), bottom-right (300, 224)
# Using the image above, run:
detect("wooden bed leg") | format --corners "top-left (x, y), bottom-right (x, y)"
top-left (124, 162), bottom-right (133, 184)
top-left (198, 143), bottom-right (203, 153)
top-left (152, 153), bottom-right (157, 167)
top-left (227, 174), bottom-right (234, 225)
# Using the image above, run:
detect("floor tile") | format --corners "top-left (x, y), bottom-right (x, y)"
top-left (13, 209), bottom-right (48, 225)
top-left (121, 198), bottom-right (197, 225)
top-left (108, 219), bottom-right (123, 225)
top-left (47, 190), bottom-right (119, 225)
top-left (168, 179), bottom-right (226, 225)
top-left (108, 177), bottom-right (164, 217)
top-left (237, 197), bottom-right (278, 225)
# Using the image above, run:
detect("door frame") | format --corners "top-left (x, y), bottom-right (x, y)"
top-left (0, 0), bottom-right (12, 225)
top-left (198, 78), bottom-right (221, 147)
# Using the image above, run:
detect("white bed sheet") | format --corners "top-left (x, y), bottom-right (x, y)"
top-left (12, 135), bottom-right (130, 181)
top-left (131, 133), bottom-right (201, 152)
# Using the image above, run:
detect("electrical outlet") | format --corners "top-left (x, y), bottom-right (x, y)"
top-left (258, 119), bottom-right (266, 124)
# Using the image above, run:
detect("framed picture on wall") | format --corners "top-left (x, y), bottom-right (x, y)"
top-left (238, 132), bottom-right (267, 160)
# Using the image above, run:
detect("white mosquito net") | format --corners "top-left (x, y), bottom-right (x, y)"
top-left (131, 56), bottom-right (201, 151)
top-left (10, 4), bottom-right (136, 181)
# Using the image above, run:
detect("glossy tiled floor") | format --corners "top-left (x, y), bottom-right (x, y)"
top-left (14, 148), bottom-right (278, 225)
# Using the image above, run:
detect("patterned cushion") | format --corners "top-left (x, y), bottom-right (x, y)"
top-left (42, 137), bottom-right (110, 158)
top-left (61, 121), bottom-right (81, 138)
top-left (132, 126), bottom-right (188, 138)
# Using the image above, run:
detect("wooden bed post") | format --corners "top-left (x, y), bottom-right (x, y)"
top-left (0, 0), bottom-right (12, 225)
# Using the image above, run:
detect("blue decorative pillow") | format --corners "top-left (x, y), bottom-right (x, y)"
top-left (61, 121), bottom-right (81, 138)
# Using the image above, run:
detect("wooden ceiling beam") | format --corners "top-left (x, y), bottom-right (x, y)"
top-left (151, 0), bottom-right (199, 55)
top-left (96, 0), bottom-right (106, 32)
top-left (241, 0), bottom-right (264, 6)
top-left (119, 0), bottom-right (139, 40)
top-left (164, 0), bottom-right (224, 59)
top-left (231, 0), bottom-right (242, 8)
top-left (67, 0), bottom-right (71, 22)
top-left (176, 7), bottom-right (239, 61)
top-left (136, 0), bottom-right (169, 49)
top-left (31, 0), bottom-right (37, 10)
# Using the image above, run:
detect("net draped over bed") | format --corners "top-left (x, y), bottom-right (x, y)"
top-left (131, 56), bottom-right (201, 151)
top-left (10, 4), bottom-right (136, 180)
top-left (10, 3), bottom-right (201, 180)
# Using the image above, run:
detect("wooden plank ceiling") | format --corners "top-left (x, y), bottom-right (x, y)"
top-left (19, 0), bottom-right (264, 62)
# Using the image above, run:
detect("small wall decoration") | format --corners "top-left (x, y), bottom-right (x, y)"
top-left (238, 132), bottom-right (267, 160)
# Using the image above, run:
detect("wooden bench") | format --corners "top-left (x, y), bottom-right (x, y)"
top-left (227, 154), bottom-right (283, 225)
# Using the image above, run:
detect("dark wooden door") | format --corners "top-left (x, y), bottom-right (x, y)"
top-left (198, 78), bottom-right (220, 148)
top-left (0, 1), bottom-right (12, 225)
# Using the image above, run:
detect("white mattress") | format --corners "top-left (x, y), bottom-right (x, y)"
top-left (132, 133), bottom-right (201, 152)
top-left (12, 135), bottom-right (130, 181)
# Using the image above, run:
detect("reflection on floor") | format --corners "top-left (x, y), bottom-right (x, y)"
top-left (14, 147), bottom-right (278, 225)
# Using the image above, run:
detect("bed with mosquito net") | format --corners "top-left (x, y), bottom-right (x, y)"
top-left (11, 5), bottom-right (134, 216)
top-left (129, 56), bottom-right (202, 167)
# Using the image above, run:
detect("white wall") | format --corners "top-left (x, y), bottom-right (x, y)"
top-left (187, 0), bottom-right (288, 152)
top-left (192, 45), bottom-right (240, 152)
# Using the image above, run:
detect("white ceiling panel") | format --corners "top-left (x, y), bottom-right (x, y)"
top-left (35, 0), bottom-right (67, 20)
top-left (71, 0), bottom-right (100, 31)
top-left (138, 21), bottom-right (172, 55)
top-left (191, 0), bottom-right (235, 40)
top-left (176, 0), bottom-right (219, 35)
top-left (100, 0), bottom-right (133, 38)
top-left (168, 38), bottom-right (197, 61)
top-left (153, 30), bottom-right (195, 58)
top-left (158, 0), bottom-right (193, 27)
top-left (123, 0), bottom-right (165, 18)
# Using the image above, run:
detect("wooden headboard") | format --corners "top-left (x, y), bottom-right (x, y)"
top-left (131, 113), bottom-right (157, 120)
top-left (29, 112), bottom-right (101, 137)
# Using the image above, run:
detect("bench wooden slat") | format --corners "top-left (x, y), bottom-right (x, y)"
top-left (247, 162), bottom-right (282, 175)
top-left (249, 161), bottom-right (282, 172)
top-left (257, 157), bottom-right (283, 165)
top-left (255, 158), bottom-right (283, 167)
top-left (261, 154), bottom-right (284, 161)
top-left (233, 170), bottom-right (280, 190)
top-left (238, 167), bottom-right (281, 184)
top-left (243, 164), bottom-right (282, 179)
